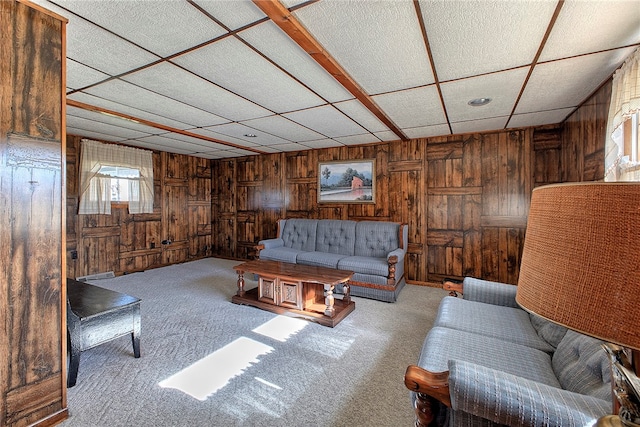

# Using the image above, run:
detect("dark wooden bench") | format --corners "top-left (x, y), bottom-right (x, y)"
top-left (66, 278), bottom-right (141, 387)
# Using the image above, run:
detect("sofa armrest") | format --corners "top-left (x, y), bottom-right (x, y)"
top-left (404, 365), bottom-right (451, 427)
top-left (448, 360), bottom-right (610, 426)
top-left (258, 238), bottom-right (284, 250)
top-left (460, 277), bottom-right (519, 307)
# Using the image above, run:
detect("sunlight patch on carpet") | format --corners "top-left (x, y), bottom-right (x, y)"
top-left (158, 337), bottom-right (273, 401)
top-left (252, 315), bottom-right (308, 342)
top-left (255, 377), bottom-right (282, 390)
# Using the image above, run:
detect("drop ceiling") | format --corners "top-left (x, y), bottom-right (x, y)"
top-left (31, 0), bottom-right (640, 159)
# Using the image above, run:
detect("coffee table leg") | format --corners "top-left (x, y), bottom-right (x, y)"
top-left (237, 270), bottom-right (245, 296)
top-left (324, 284), bottom-right (335, 317)
top-left (342, 282), bottom-right (351, 304)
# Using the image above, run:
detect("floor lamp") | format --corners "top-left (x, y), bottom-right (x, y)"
top-left (515, 182), bottom-right (640, 426)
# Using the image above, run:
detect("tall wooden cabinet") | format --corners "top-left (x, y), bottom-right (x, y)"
top-left (0, 1), bottom-right (68, 425)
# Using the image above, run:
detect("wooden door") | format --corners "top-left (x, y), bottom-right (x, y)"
top-left (161, 153), bottom-right (190, 264)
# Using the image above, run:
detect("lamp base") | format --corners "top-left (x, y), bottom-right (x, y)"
top-left (596, 415), bottom-right (640, 427)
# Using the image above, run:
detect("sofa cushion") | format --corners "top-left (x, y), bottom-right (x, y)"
top-left (354, 221), bottom-right (399, 257)
top-left (552, 330), bottom-right (610, 400)
top-left (529, 313), bottom-right (568, 349)
top-left (337, 256), bottom-right (389, 277)
top-left (281, 218), bottom-right (317, 251)
top-left (315, 220), bottom-right (356, 256)
top-left (419, 327), bottom-right (561, 388)
top-left (297, 251), bottom-right (345, 269)
top-left (434, 297), bottom-right (556, 353)
top-left (259, 247), bottom-right (303, 264)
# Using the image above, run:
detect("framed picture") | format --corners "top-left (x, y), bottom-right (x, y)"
top-left (318, 160), bottom-right (375, 203)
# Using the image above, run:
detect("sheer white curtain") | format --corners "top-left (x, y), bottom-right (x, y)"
top-left (605, 47), bottom-right (640, 181)
top-left (78, 139), bottom-right (154, 214)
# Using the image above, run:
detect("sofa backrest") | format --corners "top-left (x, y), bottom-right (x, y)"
top-left (551, 330), bottom-right (611, 401)
top-left (280, 219), bottom-right (317, 251)
top-left (354, 221), bottom-right (401, 258)
top-left (315, 220), bottom-right (357, 255)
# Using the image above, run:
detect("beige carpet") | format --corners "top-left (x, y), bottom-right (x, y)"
top-left (61, 257), bottom-right (448, 427)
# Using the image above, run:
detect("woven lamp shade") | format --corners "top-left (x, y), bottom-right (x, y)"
top-left (515, 182), bottom-right (640, 351)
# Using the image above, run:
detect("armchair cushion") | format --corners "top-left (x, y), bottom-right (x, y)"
top-left (449, 360), bottom-right (610, 427)
top-left (418, 327), bottom-right (560, 387)
top-left (434, 297), bottom-right (556, 353)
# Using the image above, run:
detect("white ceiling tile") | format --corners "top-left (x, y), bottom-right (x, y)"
top-left (403, 124), bottom-right (451, 139)
top-left (508, 108), bottom-right (576, 129)
top-left (373, 86), bottom-right (446, 129)
top-left (203, 123), bottom-right (292, 146)
top-left (61, 13), bottom-right (159, 75)
top-left (192, 0), bottom-right (266, 31)
top-left (451, 117), bottom-right (509, 135)
top-left (83, 80), bottom-right (230, 127)
top-left (191, 128), bottom-right (262, 148)
top-left (420, 0), bottom-right (557, 81)
top-left (301, 139), bottom-right (344, 149)
top-left (374, 130), bottom-right (402, 142)
top-left (291, 0), bottom-right (434, 94)
top-left (67, 127), bottom-right (122, 143)
top-left (123, 62), bottom-right (271, 122)
top-left (263, 143), bottom-right (312, 152)
top-left (334, 134), bottom-right (380, 146)
top-left (239, 115), bottom-right (325, 142)
top-left (66, 106), bottom-right (164, 135)
top-left (441, 68), bottom-right (529, 123)
top-left (239, 21), bottom-right (353, 103)
top-left (127, 139), bottom-right (194, 155)
top-left (160, 132), bottom-right (231, 151)
top-left (66, 115), bottom-right (151, 139)
top-left (55, 0), bottom-right (228, 57)
top-left (334, 100), bottom-right (391, 133)
top-left (67, 92), bottom-right (194, 130)
top-left (516, 48), bottom-right (636, 114)
top-left (283, 105), bottom-right (367, 137)
top-left (540, 0), bottom-right (640, 62)
top-left (66, 59), bottom-right (110, 90)
top-left (173, 37), bottom-right (325, 113)
top-left (131, 135), bottom-right (209, 154)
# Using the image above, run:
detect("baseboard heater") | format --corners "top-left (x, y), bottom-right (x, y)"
top-left (76, 271), bottom-right (115, 282)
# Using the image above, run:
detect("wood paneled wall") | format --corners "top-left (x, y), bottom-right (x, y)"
top-left (211, 83), bottom-right (610, 286)
top-left (66, 81), bottom-right (610, 286)
top-left (66, 135), bottom-right (212, 279)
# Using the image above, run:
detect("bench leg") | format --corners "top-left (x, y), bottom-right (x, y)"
top-left (67, 333), bottom-right (81, 388)
top-left (132, 304), bottom-right (141, 358)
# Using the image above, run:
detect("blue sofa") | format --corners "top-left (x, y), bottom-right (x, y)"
top-left (255, 218), bottom-right (407, 302)
top-left (405, 277), bottom-right (612, 426)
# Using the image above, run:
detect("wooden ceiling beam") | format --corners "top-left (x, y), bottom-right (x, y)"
top-left (253, 0), bottom-right (408, 141)
top-left (66, 99), bottom-right (269, 155)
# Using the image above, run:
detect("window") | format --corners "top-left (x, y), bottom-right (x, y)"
top-left (98, 166), bottom-right (140, 202)
top-left (78, 140), bottom-right (154, 214)
top-left (619, 112), bottom-right (640, 181)
top-left (605, 47), bottom-right (640, 182)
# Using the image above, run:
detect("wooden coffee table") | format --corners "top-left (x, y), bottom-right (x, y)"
top-left (232, 260), bottom-right (355, 327)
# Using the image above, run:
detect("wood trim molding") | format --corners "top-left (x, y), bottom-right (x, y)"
top-left (253, 0), bottom-right (408, 141)
top-left (66, 99), bottom-right (269, 155)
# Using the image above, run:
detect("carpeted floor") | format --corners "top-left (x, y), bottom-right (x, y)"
top-left (61, 257), bottom-right (447, 427)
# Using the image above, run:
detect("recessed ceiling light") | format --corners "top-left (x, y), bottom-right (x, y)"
top-left (468, 98), bottom-right (492, 107)
top-left (244, 133), bottom-right (257, 138)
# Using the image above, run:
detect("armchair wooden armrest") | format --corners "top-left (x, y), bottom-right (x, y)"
top-left (443, 279), bottom-right (463, 297)
top-left (404, 365), bottom-right (451, 427)
top-left (254, 243), bottom-right (265, 259)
